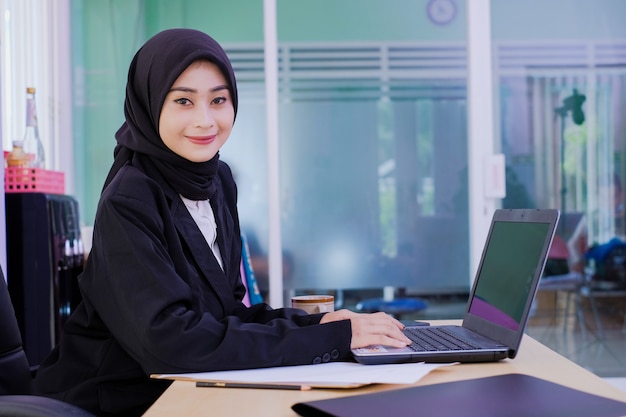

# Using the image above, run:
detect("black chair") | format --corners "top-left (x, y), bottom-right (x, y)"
top-left (0, 266), bottom-right (95, 416)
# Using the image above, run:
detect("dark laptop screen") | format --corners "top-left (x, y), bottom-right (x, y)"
top-left (467, 220), bottom-right (551, 331)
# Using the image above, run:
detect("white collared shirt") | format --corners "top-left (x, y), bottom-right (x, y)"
top-left (181, 196), bottom-right (224, 270)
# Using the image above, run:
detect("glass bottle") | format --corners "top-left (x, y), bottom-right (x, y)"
top-left (22, 87), bottom-right (45, 168)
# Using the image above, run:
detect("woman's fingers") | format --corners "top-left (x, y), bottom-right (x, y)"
top-left (349, 314), bottom-right (412, 349)
top-left (319, 309), bottom-right (412, 348)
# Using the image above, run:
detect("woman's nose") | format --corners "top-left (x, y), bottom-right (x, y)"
top-left (194, 104), bottom-right (215, 128)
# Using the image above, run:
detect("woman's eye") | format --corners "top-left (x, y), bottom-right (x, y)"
top-left (175, 98), bottom-right (192, 105)
top-left (212, 96), bottom-right (227, 105)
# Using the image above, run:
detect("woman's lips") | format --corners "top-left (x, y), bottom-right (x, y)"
top-left (187, 134), bottom-right (216, 145)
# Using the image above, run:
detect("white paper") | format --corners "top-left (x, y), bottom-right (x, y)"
top-left (153, 362), bottom-right (455, 386)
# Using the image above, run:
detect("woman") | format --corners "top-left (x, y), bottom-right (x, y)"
top-left (34, 28), bottom-right (410, 416)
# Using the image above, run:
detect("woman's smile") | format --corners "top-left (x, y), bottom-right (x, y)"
top-left (187, 134), bottom-right (217, 145)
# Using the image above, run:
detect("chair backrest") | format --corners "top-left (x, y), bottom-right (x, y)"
top-left (0, 266), bottom-right (33, 395)
top-left (241, 234), bottom-right (264, 306)
top-left (0, 266), bottom-right (98, 416)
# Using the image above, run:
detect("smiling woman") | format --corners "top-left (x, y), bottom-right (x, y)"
top-left (159, 60), bottom-right (235, 163)
top-left (31, 28), bottom-right (411, 417)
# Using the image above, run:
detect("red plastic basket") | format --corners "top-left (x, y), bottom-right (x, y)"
top-left (4, 167), bottom-right (65, 194)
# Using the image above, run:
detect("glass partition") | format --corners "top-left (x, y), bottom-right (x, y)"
top-left (273, 1), bottom-right (470, 296)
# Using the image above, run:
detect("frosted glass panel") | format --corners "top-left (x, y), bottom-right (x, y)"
top-left (279, 101), bottom-right (380, 289)
top-left (277, 97), bottom-right (469, 292)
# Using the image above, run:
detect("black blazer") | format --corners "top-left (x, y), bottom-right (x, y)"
top-left (34, 161), bottom-right (351, 416)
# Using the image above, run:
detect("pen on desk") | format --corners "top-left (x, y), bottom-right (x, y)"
top-left (195, 381), bottom-right (312, 391)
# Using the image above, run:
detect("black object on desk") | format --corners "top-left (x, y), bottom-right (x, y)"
top-left (5, 193), bottom-right (84, 367)
top-left (292, 373), bottom-right (626, 417)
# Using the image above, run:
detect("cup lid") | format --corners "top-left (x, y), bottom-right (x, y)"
top-left (291, 295), bottom-right (334, 303)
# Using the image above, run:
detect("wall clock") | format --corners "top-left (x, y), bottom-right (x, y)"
top-left (427, 0), bottom-right (457, 26)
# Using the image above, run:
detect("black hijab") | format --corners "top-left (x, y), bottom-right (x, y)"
top-left (103, 28), bottom-right (238, 200)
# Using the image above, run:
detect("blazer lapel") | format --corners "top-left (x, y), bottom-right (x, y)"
top-left (170, 196), bottom-right (235, 311)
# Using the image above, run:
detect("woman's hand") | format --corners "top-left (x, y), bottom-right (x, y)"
top-left (320, 309), bottom-right (412, 349)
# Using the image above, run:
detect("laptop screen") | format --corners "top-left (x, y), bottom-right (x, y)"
top-left (467, 220), bottom-right (551, 331)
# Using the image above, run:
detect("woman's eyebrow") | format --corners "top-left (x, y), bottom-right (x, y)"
top-left (168, 84), bottom-right (229, 94)
top-left (210, 84), bottom-right (229, 93)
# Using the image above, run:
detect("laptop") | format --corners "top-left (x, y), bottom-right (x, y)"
top-left (352, 208), bottom-right (560, 365)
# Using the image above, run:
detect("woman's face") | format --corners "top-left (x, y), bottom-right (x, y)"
top-left (159, 60), bottom-right (234, 162)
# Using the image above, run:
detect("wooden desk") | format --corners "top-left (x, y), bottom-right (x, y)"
top-left (143, 321), bottom-right (626, 417)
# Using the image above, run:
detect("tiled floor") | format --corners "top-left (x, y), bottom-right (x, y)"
top-left (527, 319), bottom-right (626, 377)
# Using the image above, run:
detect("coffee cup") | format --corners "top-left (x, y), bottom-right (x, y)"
top-left (291, 295), bottom-right (335, 314)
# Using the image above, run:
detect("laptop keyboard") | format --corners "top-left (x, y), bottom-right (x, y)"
top-left (404, 327), bottom-right (481, 352)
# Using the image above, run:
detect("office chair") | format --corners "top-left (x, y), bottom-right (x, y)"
top-left (355, 287), bottom-right (428, 320)
top-left (0, 265), bottom-right (95, 416)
